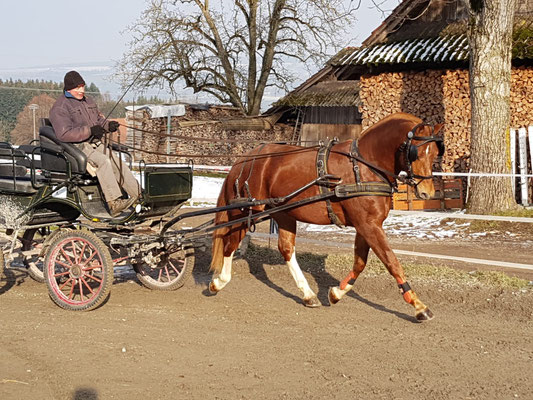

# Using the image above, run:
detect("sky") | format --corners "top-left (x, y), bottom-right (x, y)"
top-left (0, 0), bottom-right (398, 102)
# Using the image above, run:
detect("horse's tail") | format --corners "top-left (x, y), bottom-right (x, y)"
top-left (210, 180), bottom-right (230, 273)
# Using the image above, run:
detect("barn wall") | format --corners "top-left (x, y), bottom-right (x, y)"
top-left (359, 66), bottom-right (533, 173)
top-left (125, 106), bottom-right (293, 165)
top-left (300, 124), bottom-right (362, 144)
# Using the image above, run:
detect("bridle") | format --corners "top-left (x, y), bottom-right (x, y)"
top-left (398, 123), bottom-right (445, 187)
top-left (334, 122), bottom-right (445, 191)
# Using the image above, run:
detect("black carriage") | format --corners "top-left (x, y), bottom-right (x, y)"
top-left (0, 120), bottom-right (196, 311)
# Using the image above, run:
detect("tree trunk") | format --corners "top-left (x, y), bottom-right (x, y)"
top-left (467, 0), bottom-right (518, 214)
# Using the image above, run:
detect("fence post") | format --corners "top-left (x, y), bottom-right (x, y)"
top-left (529, 126), bottom-right (533, 206)
top-left (518, 127), bottom-right (528, 206)
top-left (510, 128), bottom-right (516, 198)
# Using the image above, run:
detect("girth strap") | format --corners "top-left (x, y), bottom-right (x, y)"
top-left (316, 138), bottom-right (344, 227)
top-left (334, 182), bottom-right (393, 198)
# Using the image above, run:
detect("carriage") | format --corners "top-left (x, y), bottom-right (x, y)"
top-left (0, 113), bottom-right (444, 320)
top-left (0, 119), bottom-right (200, 311)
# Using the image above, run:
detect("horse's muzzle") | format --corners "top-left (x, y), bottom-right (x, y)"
top-left (416, 191), bottom-right (431, 200)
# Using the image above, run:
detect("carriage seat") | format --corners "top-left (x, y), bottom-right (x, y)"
top-left (0, 146), bottom-right (29, 177)
top-left (39, 119), bottom-right (88, 174)
top-left (16, 145), bottom-right (42, 169)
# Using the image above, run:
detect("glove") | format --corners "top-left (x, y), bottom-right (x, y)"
top-left (90, 125), bottom-right (106, 140)
top-left (108, 121), bottom-right (120, 132)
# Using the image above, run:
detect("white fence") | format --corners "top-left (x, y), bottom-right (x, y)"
top-left (511, 126), bottom-right (533, 206)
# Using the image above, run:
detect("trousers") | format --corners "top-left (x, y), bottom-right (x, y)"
top-left (77, 142), bottom-right (140, 203)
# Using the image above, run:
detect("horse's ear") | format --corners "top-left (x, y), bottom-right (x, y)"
top-left (433, 123), bottom-right (445, 135)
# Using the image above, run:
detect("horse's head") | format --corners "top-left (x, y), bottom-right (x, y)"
top-left (397, 123), bottom-right (445, 200)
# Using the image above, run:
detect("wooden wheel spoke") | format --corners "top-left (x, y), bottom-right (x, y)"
top-left (81, 250), bottom-right (98, 268)
top-left (157, 268), bottom-right (163, 282)
top-left (60, 246), bottom-right (74, 265)
top-left (60, 277), bottom-right (74, 291)
top-left (56, 260), bottom-right (72, 270)
top-left (80, 277), bottom-right (95, 295)
top-left (68, 280), bottom-right (76, 299)
top-left (168, 259), bottom-right (182, 275)
top-left (83, 264), bottom-right (103, 271)
top-left (78, 242), bottom-right (87, 265)
top-left (70, 240), bottom-right (80, 264)
top-left (85, 274), bottom-right (102, 284)
top-left (54, 270), bottom-right (71, 278)
top-left (79, 278), bottom-right (84, 299)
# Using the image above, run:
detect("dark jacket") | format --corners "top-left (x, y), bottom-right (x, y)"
top-left (49, 93), bottom-right (109, 143)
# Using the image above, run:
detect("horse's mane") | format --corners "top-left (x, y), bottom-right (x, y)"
top-left (358, 112), bottom-right (422, 139)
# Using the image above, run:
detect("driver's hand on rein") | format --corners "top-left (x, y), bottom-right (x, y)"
top-left (108, 120), bottom-right (120, 132)
top-left (90, 125), bottom-right (106, 140)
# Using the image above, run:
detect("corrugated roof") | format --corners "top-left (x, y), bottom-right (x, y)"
top-left (330, 17), bottom-right (533, 68)
top-left (273, 81), bottom-right (360, 107)
top-left (331, 34), bottom-right (469, 66)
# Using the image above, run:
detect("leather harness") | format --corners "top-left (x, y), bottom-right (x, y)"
top-left (316, 138), bottom-right (393, 227)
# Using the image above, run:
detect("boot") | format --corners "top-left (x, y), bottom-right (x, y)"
top-left (108, 197), bottom-right (137, 217)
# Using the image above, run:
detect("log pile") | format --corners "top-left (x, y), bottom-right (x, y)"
top-left (359, 66), bottom-right (533, 174)
top-left (126, 106), bottom-right (293, 165)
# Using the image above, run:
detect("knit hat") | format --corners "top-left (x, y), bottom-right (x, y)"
top-left (63, 71), bottom-right (86, 91)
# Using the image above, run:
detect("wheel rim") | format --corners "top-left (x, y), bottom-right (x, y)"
top-left (46, 236), bottom-right (106, 306)
top-left (138, 250), bottom-right (187, 285)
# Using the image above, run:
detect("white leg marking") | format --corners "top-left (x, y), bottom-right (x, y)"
top-left (330, 284), bottom-right (353, 301)
top-left (286, 252), bottom-right (316, 300)
top-left (212, 251), bottom-right (234, 291)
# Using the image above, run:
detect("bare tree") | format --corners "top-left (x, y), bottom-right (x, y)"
top-left (465, 0), bottom-right (518, 213)
top-left (118, 0), bottom-right (359, 115)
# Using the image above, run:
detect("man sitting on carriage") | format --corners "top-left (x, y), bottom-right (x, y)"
top-left (49, 71), bottom-right (140, 217)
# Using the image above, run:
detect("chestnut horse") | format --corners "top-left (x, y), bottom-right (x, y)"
top-left (209, 112), bottom-right (444, 321)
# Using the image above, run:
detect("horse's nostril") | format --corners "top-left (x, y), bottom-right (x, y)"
top-left (419, 192), bottom-right (430, 200)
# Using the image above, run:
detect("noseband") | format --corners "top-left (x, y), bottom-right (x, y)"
top-left (398, 123), bottom-right (444, 186)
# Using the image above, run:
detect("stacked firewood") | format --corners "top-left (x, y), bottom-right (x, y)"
top-left (510, 66), bottom-right (533, 128)
top-left (359, 67), bottom-right (533, 173)
top-left (126, 106), bottom-right (293, 165)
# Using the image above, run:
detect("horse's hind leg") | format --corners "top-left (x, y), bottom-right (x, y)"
top-left (276, 216), bottom-right (320, 308)
top-left (328, 232), bottom-right (370, 304)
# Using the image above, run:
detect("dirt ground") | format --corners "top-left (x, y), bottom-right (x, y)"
top-left (1, 214), bottom-right (532, 400)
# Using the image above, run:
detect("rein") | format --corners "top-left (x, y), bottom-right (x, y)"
top-left (336, 122), bottom-right (444, 190)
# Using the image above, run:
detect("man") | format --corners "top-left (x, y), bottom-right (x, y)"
top-left (49, 71), bottom-right (140, 217)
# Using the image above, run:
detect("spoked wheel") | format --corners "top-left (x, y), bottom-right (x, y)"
top-left (134, 247), bottom-right (194, 291)
top-left (44, 230), bottom-right (114, 311)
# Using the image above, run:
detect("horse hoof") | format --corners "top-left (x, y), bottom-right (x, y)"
top-left (304, 297), bottom-right (321, 308)
top-left (328, 287), bottom-right (340, 305)
top-left (208, 281), bottom-right (219, 294)
top-left (416, 308), bottom-right (434, 321)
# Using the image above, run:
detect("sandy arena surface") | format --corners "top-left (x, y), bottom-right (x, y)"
top-left (1, 213), bottom-right (532, 400)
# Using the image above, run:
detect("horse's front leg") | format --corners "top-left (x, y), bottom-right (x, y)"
top-left (328, 232), bottom-right (370, 304)
top-left (210, 219), bottom-right (248, 293)
top-left (277, 217), bottom-right (320, 308)
top-left (358, 225), bottom-right (434, 321)
top-left (209, 250), bottom-right (235, 293)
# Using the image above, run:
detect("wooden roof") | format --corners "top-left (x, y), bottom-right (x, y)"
top-left (273, 81), bottom-right (360, 107)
